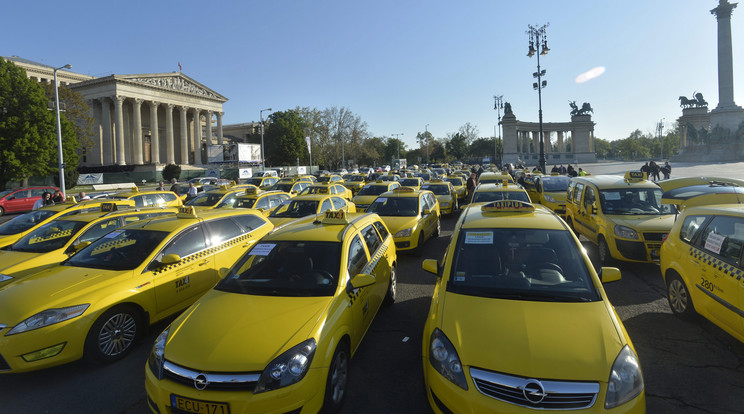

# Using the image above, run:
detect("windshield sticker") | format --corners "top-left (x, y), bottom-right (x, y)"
top-left (251, 243), bottom-right (277, 256)
top-left (465, 231), bottom-right (493, 244)
top-left (104, 230), bottom-right (123, 239)
top-left (604, 192), bottom-right (621, 201)
top-left (375, 198), bottom-right (387, 203)
top-left (705, 232), bottom-right (725, 255)
top-left (91, 238), bottom-right (136, 255)
top-left (28, 229), bottom-right (73, 244)
top-left (455, 272), bottom-right (466, 282)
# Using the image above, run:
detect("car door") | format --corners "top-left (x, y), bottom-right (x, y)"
top-left (147, 224), bottom-right (215, 318)
top-left (204, 216), bottom-right (260, 274)
top-left (360, 223), bottom-right (389, 313)
top-left (422, 193), bottom-right (436, 237)
top-left (345, 233), bottom-right (373, 351)
top-left (571, 183), bottom-right (590, 237)
top-left (5, 189), bottom-right (31, 213)
top-left (581, 186), bottom-right (600, 242)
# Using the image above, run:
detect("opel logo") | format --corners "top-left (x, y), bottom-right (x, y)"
top-left (194, 373), bottom-right (209, 391)
top-left (522, 379), bottom-right (547, 404)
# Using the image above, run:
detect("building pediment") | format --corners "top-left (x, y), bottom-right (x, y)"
top-left (116, 73), bottom-right (227, 102)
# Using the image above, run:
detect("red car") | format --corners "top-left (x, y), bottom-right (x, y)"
top-left (0, 186), bottom-right (59, 215)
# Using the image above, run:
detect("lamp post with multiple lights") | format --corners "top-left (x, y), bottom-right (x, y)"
top-left (392, 133), bottom-right (404, 161)
top-left (259, 108), bottom-right (272, 171)
top-left (53, 64), bottom-right (72, 197)
top-left (527, 23), bottom-right (550, 175)
top-left (425, 124), bottom-right (430, 165)
top-left (657, 119), bottom-right (665, 160)
top-left (493, 95), bottom-right (504, 167)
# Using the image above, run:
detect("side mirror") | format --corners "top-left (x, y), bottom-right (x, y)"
top-left (600, 267), bottom-right (621, 283)
top-left (256, 208), bottom-right (265, 213)
top-left (423, 208), bottom-right (432, 215)
top-left (161, 254), bottom-right (181, 265)
top-left (73, 241), bottom-right (91, 252)
top-left (422, 259), bottom-right (439, 275)
top-left (591, 203), bottom-right (598, 215)
top-left (349, 273), bottom-right (376, 291)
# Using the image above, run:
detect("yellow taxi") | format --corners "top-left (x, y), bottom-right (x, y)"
top-left (478, 171), bottom-right (515, 185)
top-left (268, 193), bottom-right (356, 227)
top-left (379, 173), bottom-right (401, 182)
top-left (242, 176), bottom-right (280, 190)
top-left (399, 177), bottom-right (424, 190)
top-left (108, 187), bottom-right (183, 208)
top-left (343, 173), bottom-right (369, 195)
top-left (0, 203), bottom-right (178, 288)
top-left (659, 179), bottom-right (744, 343)
top-left (446, 176), bottom-right (467, 201)
top-left (366, 187), bottom-right (440, 255)
top-left (471, 182), bottom-right (531, 205)
top-left (316, 174), bottom-right (344, 185)
top-left (524, 174), bottom-right (571, 218)
top-left (351, 180), bottom-right (401, 212)
top-left (145, 210), bottom-right (396, 414)
top-left (421, 180), bottom-right (458, 216)
top-left (565, 172), bottom-right (676, 265)
top-left (0, 198), bottom-right (136, 249)
top-left (269, 178), bottom-right (311, 196)
top-left (184, 186), bottom-right (249, 210)
top-left (421, 200), bottom-right (645, 413)
top-left (0, 207), bottom-right (273, 373)
top-left (230, 188), bottom-right (291, 217)
top-left (300, 183), bottom-right (353, 201)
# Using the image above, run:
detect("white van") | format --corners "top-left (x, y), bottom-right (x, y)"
top-left (252, 170), bottom-right (278, 178)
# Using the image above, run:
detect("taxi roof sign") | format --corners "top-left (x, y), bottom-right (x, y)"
top-left (245, 187), bottom-right (259, 195)
top-left (393, 186), bottom-right (415, 192)
top-left (100, 202), bottom-right (118, 212)
top-left (177, 206), bottom-right (199, 218)
top-left (321, 209), bottom-right (350, 225)
top-left (625, 171), bottom-right (647, 182)
top-left (481, 200), bottom-right (536, 213)
top-left (131, 186), bottom-right (139, 192)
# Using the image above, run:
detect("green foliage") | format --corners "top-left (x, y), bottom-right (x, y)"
top-left (0, 58), bottom-right (59, 189)
top-left (593, 138), bottom-right (611, 159)
top-left (445, 133), bottom-right (468, 160)
top-left (468, 137), bottom-right (496, 158)
top-left (265, 110), bottom-right (307, 166)
top-left (162, 163), bottom-right (181, 181)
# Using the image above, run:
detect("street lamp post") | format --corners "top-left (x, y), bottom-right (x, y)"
top-left (392, 133), bottom-right (404, 161)
top-left (657, 119), bottom-right (665, 160)
top-left (527, 23), bottom-right (550, 175)
top-left (425, 124), bottom-right (430, 165)
top-left (493, 95), bottom-right (504, 167)
top-left (53, 64), bottom-right (72, 198)
top-left (259, 108), bottom-right (272, 171)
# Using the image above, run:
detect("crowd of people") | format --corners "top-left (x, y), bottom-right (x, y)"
top-left (641, 161), bottom-right (672, 181)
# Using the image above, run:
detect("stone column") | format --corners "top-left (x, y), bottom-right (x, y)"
top-left (193, 109), bottom-right (203, 165)
top-left (557, 131), bottom-right (564, 153)
top-left (114, 96), bottom-right (126, 165)
top-left (165, 104), bottom-right (175, 164)
top-left (150, 101), bottom-right (160, 164)
top-left (205, 111), bottom-right (213, 145)
top-left (711, 0), bottom-right (738, 108)
top-left (100, 98), bottom-right (113, 165)
top-left (217, 112), bottom-right (224, 145)
top-left (179, 106), bottom-right (189, 165)
top-left (132, 99), bottom-right (144, 165)
top-left (532, 131), bottom-right (539, 154)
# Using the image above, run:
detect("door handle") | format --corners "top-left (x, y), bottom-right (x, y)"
top-left (198, 260), bottom-right (209, 267)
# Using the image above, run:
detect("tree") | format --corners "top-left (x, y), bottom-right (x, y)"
top-left (0, 58), bottom-right (63, 189)
top-left (445, 133), bottom-right (468, 161)
top-left (296, 106), bottom-right (369, 169)
top-left (458, 122), bottom-right (479, 145)
top-left (593, 138), bottom-right (611, 159)
top-left (264, 110), bottom-right (307, 166)
top-left (469, 137), bottom-right (496, 159)
top-left (41, 83), bottom-right (95, 155)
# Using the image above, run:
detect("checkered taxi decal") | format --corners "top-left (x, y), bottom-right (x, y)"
top-left (348, 236), bottom-right (390, 306)
top-left (690, 246), bottom-right (744, 280)
top-left (152, 232), bottom-right (253, 275)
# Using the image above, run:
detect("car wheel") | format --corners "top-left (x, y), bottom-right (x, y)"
top-left (413, 232), bottom-right (425, 257)
top-left (84, 305), bottom-right (141, 364)
top-left (322, 341), bottom-right (350, 413)
top-left (0, 206), bottom-right (4, 216)
top-left (667, 272), bottom-right (696, 319)
top-left (433, 218), bottom-right (441, 237)
top-left (384, 266), bottom-right (397, 306)
top-left (598, 236), bottom-right (614, 265)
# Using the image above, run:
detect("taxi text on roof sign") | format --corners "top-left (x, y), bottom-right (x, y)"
top-left (625, 171), bottom-right (647, 182)
top-left (177, 206), bottom-right (198, 218)
top-left (481, 199), bottom-right (536, 212)
top-left (393, 187), bottom-right (415, 192)
top-left (245, 187), bottom-right (258, 195)
top-left (322, 209), bottom-right (349, 225)
top-left (100, 202), bottom-right (118, 212)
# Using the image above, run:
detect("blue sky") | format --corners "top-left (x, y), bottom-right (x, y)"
top-left (3, 0), bottom-right (740, 149)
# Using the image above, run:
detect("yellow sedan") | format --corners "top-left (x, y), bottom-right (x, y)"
top-left (0, 207), bottom-right (273, 373)
top-left (268, 194), bottom-right (356, 227)
top-left (145, 210), bottom-right (397, 414)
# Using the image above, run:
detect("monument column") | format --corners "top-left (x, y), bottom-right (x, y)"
top-left (193, 109), bottom-right (203, 165)
top-left (132, 99), bottom-right (144, 165)
top-left (217, 112), bottom-right (224, 145)
top-left (100, 98), bottom-right (113, 165)
top-left (711, 0), bottom-right (738, 108)
top-left (557, 131), bottom-right (564, 153)
top-left (179, 106), bottom-right (189, 165)
top-left (150, 101), bottom-right (160, 164)
top-left (165, 104), bottom-right (175, 164)
top-left (205, 111), bottom-right (213, 145)
top-left (114, 96), bottom-right (126, 165)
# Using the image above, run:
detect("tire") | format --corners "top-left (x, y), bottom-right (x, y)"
top-left (322, 341), bottom-right (350, 413)
top-left (84, 305), bottom-right (142, 364)
top-left (433, 218), bottom-right (441, 237)
top-left (413, 232), bottom-right (425, 257)
top-left (667, 272), bottom-right (696, 319)
top-left (383, 266), bottom-right (397, 306)
top-left (597, 236), bottom-right (614, 266)
top-left (0, 206), bottom-right (4, 216)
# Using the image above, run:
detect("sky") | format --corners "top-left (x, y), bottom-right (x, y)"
top-left (3, 0), bottom-right (741, 150)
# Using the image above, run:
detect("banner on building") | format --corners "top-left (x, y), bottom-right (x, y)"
top-left (77, 173), bottom-right (104, 185)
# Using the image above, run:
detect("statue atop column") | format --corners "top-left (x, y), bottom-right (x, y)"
top-left (569, 101), bottom-right (593, 116)
top-left (504, 102), bottom-right (513, 115)
top-left (679, 92), bottom-right (709, 108)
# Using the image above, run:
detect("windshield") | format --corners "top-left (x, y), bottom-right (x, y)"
top-left (447, 178), bottom-right (464, 186)
top-left (270, 183), bottom-right (294, 193)
top-left (367, 197), bottom-right (419, 216)
top-left (233, 198), bottom-right (257, 208)
top-left (400, 179), bottom-right (420, 187)
top-left (317, 176), bottom-right (331, 183)
top-left (65, 229), bottom-right (169, 271)
top-left (448, 228), bottom-right (599, 302)
top-left (0, 189), bottom-right (13, 198)
top-left (186, 193), bottom-right (225, 207)
top-left (379, 175), bottom-right (397, 181)
top-left (357, 185), bottom-right (389, 196)
top-left (421, 185), bottom-right (450, 195)
top-left (415, 173), bottom-right (431, 181)
top-left (11, 220), bottom-right (88, 253)
top-left (216, 241), bottom-right (341, 296)
top-left (0, 210), bottom-right (57, 235)
top-left (301, 186), bottom-right (329, 195)
top-left (472, 191), bottom-right (530, 203)
top-left (270, 200), bottom-right (319, 218)
top-left (599, 188), bottom-right (676, 215)
top-left (244, 178), bottom-right (264, 186)
top-left (348, 176), bottom-right (365, 182)
top-left (541, 176), bottom-right (571, 192)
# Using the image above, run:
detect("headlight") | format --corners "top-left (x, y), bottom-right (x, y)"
top-left (255, 338), bottom-right (316, 393)
top-left (6, 304), bottom-right (89, 335)
top-left (605, 345), bottom-right (644, 408)
top-left (543, 194), bottom-right (557, 203)
top-left (614, 225), bottom-right (639, 240)
top-left (429, 328), bottom-right (468, 390)
top-left (395, 228), bottom-right (413, 238)
top-left (0, 274), bottom-right (13, 283)
top-left (148, 326), bottom-right (170, 380)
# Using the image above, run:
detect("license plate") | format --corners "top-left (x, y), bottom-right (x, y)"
top-left (171, 394), bottom-right (229, 414)
top-left (651, 249), bottom-right (659, 259)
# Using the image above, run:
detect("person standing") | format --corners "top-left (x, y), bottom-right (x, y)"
top-left (33, 192), bottom-right (53, 210)
top-left (186, 182), bottom-right (198, 200)
top-left (466, 173), bottom-right (477, 204)
top-left (169, 178), bottom-right (180, 196)
top-left (78, 191), bottom-right (91, 200)
top-left (51, 189), bottom-right (65, 203)
top-left (662, 161), bottom-right (672, 179)
top-left (156, 181), bottom-right (166, 191)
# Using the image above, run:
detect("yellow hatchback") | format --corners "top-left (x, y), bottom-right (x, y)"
top-left (145, 210), bottom-right (397, 414)
top-left (525, 174), bottom-right (571, 218)
top-left (108, 187), bottom-right (183, 208)
top-left (0, 207), bottom-right (273, 373)
top-left (184, 186), bottom-right (250, 210)
top-left (366, 187), bottom-right (440, 255)
top-left (351, 181), bottom-right (401, 212)
top-left (421, 200), bottom-right (645, 413)
top-left (229, 189), bottom-right (292, 217)
top-left (268, 193), bottom-right (356, 227)
top-left (421, 180), bottom-right (458, 216)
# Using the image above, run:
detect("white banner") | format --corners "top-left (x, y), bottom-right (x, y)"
top-left (77, 173), bottom-right (103, 185)
top-left (306, 136), bottom-right (312, 155)
top-left (239, 168), bottom-right (253, 178)
top-left (297, 166), bottom-right (307, 174)
top-left (206, 169), bottom-right (221, 178)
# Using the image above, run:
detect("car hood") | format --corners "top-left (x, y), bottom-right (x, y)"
top-left (544, 191), bottom-right (567, 203)
top-left (439, 293), bottom-right (624, 381)
top-left (608, 214), bottom-right (675, 232)
top-left (351, 195), bottom-right (378, 205)
top-left (164, 291), bottom-right (333, 372)
top-left (0, 265), bottom-right (129, 323)
top-left (381, 216), bottom-right (420, 235)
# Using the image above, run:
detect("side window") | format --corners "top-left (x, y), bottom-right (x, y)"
top-left (373, 221), bottom-right (390, 240)
top-left (157, 225), bottom-right (207, 263)
top-left (12, 190), bottom-right (30, 199)
top-left (206, 218), bottom-right (244, 245)
top-left (361, 224), bottom-right (383, 254)
top-left (76, 218), bottom-right (122, 245)
top-left (132, 195), bottom-right (145, 207)
top-left (331, 197), bottom-right (346, 210)
top-left (699, 216), bottom-right (744, 266)
top-left (30, 189), bottom-right (46, 197)
top-left (573, 183), bottom-right (585, 204)
top-left (321, 199), bottom-right (333, 212)
top-left (584, 187), bottom-right (596, 210)
top-left (255, 197), bottom-right (271, 210)
top-left (233, 214), bottom-right (267, 232)
top-left (680, 215), bottom-right (707, 243)
top-left (567, 182), bottom-right (576, 203)
top-left (347, 234), bottom-right (369, 277)
top-left (390, 183), bottom-right (400, 190)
